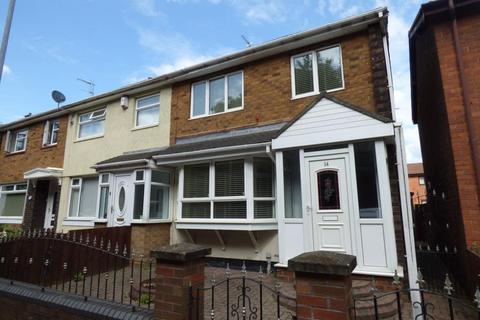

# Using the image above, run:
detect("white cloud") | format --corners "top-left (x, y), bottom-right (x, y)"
top-left (2, 65), bottom-right (11, 75)
top-left (231, 0), bottom-right (287, 23)
top-left (131, 0), bottom-right (165, 17)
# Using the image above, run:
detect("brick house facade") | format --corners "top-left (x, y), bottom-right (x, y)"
top-left (0, 113), bottom-right (68, 230)
top-left (409, 0), bottom-right (480, 293)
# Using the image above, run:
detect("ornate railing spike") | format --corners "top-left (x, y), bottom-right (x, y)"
top-left (444, 273), bottom-right (454, 295)
top-left (417, 268), bottom-right (426, 288)
top-left (241, 261), bottom-right (247, 277)
top-left (225, 263), bottom-right (232, 279)
top-left (474, 287), bottom-right (480, 309)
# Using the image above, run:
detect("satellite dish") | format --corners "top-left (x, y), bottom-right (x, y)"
top-left (51, 90), bottom-right (66, 108)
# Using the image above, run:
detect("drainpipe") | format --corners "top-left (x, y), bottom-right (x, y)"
top-left (448, 0), bottom-right (480, 208)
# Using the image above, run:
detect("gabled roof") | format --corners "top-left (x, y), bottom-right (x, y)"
top-left (275, 93), bottom-right (392, 139)
top-left (1, 7), bottom-right (388, 131)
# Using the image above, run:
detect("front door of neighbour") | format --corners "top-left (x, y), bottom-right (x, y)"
top-left (43, 180), bottom-right (58, 229)
top-left (109, 174), bottom-right (133, 227)
top-left (307, 154), bottom-right (353, 253)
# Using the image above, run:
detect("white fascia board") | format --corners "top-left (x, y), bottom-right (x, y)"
top-left (272, 124), bottom-right (394, 150)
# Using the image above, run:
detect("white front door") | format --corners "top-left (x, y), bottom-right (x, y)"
top-left (43, 181), bottom-right (58, 229)
top-left (109, 174), bottom-right (133, 227)
top-left (307, 154), bottom-right (353, 253)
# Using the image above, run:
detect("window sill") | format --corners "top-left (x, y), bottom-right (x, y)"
top-left (62, 217), bottom-right (95, 227)
top-left (4, 150), bottom-right (26, 156)
top-left (74, 134), bottom-right (104, 143)
top-left (0, 216), bottom-right (23, 224)
top-left (175, 220), bottom-right (277, 231)
top-left (291, 86), bottom-right (345, 101)
top-left (131, 123), bottom-right (159, 131)
top-left (189, 106), bottom-right (244, 120)
top-left (41, 143), bottom-right (58, 149)
top-left (131, 219), bottom-right (172, 224)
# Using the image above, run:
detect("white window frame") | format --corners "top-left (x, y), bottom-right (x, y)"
top-left (132, 169), bottom-right (172, 222)
top-left (190, 71), bottom-right (244, 119)
top-left (67, 178), bottom-right (83, 218)
top-left (96, 173), bottom-right (110, 221)
top-left (0, 183), bottom-right (27, 223)
top-left (77, 108), bottom-right (106, 140)
top-left (8, 130), bottom-right (28, 153)
top-left (134, 94), bottom-right (160, 129)
top-left (43, 120), bottom-right (60, 146)
top-left (178, 156), bottom-right (276, 223)
top-left (419, 176), bottom-right (425, 185)
top-left (290, 44), bottom-right (345, 100)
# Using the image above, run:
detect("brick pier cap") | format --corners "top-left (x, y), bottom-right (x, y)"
top-left (151, 242), bottom-right (211, 262)
top-left (288, 251), bottom-right (357, 275)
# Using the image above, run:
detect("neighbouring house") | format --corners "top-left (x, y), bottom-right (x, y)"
top-left (409, 0), bottom-right (480, 293)
top-left (55, 88), bottom-right (172, 255)
top-left (0, 110), bottom-right (67, 230)
top-left (95, 7), bottom-right (418, 287)
top-left (408, 163), bottom-right (426, 205)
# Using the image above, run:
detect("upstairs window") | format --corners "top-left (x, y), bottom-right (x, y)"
top-left (191, 71), bottom-right (243, 118)
top-left (136, 94), bottom-right (160, 128)
top-left (291, 45), bottom-right (344, 98)
top-left (4, 130), bottom-right (28, 153)
top-left (42, 120), bottom-right (60, 146)
top-left (78, 108), bottom-right (106, 139)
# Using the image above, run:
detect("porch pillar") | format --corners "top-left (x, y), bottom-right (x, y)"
top-left (289, 251), bottom-right (356, 320)
top-left (152, 243), bottom-right (211, 320)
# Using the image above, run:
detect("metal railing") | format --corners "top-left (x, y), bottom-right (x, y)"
top-left (0, 229), bottom-right (154, 311)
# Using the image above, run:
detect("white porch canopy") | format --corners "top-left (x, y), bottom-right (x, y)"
top-left (24, 167), bottom-right (63, 180)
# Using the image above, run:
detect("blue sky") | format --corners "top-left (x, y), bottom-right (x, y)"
top-left (0, 0), bottom-right (423, 161)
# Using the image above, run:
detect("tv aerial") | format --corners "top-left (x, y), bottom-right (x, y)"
top-left (51, 90), bottom-right (66, 108)
top-left (77, 78), bottom-right (95, 96)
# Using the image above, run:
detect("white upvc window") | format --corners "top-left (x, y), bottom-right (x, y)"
top-left (291, 45), bottom-right (344, 99)
top-left (135, 94), bottom-right (160, 128)
top-left (42, 120), bottom-right (60, 146)
top-left (419, 176), bottom-right (425, 185)
top-left (68, 177), bottom-right (99, 217)
top-left (4, 129), bottom-right (28, 153)
top-left (179, 157), bottom-right (275, 221)
top-left (97, 173), bottom-right (110, 220)
top-left (0, 183), bottom-right (27, 217)
top-left (133, 169), bottom-right (171, 221)
top-left (190, 71), bottom-right (243, 118)
top-left (77, 108), bottom-right (106, 139)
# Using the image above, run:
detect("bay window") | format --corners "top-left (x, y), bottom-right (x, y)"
top-left (291, 45), bottom-right (344, 98)
top-left (191, 71), bottom-right (243, 118)
top-left (133, 169), bottom-right (171, 220)
top-left (180, 157), bottom-right (275, 220)
top-left (0, 184), bottom-right (27, 217)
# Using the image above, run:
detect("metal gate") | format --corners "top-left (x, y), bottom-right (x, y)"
top-left (189, 262), bottom-right (296, 320)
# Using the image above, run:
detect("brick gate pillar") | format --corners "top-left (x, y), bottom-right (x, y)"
top-left (288, 251), bottom-right (357, 320)
top-left (152, 243), bottom-right (211, 320)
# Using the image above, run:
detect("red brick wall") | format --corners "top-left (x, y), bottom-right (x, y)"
top-left (433, 14), bottom-right (480, 247)
top-left (409, 175), bottom-right (427, 205)
top-left (170, 30), bottom-right (380, 143)
top-left (0, 116), bottom-right (68, 183)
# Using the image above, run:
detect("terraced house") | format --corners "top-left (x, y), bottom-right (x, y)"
top-left (0, 110), bottom-right (67, 230)
top-left (0, 7), bottom-right (417, 288)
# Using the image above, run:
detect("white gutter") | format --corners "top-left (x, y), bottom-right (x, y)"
top-left (152, 142), bottom-right (270, 161)
top-left (394, 124), bottom-right (421, 317)
top-left (91, 159), bottom-right (149, 169)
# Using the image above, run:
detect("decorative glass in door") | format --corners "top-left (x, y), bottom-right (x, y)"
top-left (317, 170), bottom-right (340, 210)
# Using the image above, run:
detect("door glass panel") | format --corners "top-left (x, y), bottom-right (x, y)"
top-left (317, 170), bottom-right (340, 210)
top-left (118, 186), bottom-right (126, 211)
top-left (354, 142), bottom-right (381, 218)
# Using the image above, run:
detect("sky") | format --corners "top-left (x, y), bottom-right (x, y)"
top-left (0, 0), bottom-right (423, 162)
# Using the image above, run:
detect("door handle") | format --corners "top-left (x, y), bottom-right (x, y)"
top-left (306, 205), bottom-right (312, 214)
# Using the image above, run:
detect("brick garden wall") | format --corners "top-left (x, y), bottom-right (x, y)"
top-left (131, 223), bottom-right (171, 257)
top-left (0, 116), bottom-right (68, 184)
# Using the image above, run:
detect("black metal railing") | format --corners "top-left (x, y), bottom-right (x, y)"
top-left (0, 229), bottom-right (154, 311)
top-left (351, 271), bottom-right (480, 320)
top-left (190, 262), bottom-right (296, 320)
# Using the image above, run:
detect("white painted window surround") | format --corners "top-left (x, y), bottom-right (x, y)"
top-left (135, 94), bottom-right (160, 128)
top-left (4, 130), bottom-right (28, 153)
top-left (42, 120), bottom-right (60, 146)
top-left (77, 108), bottom-right (106, 140)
